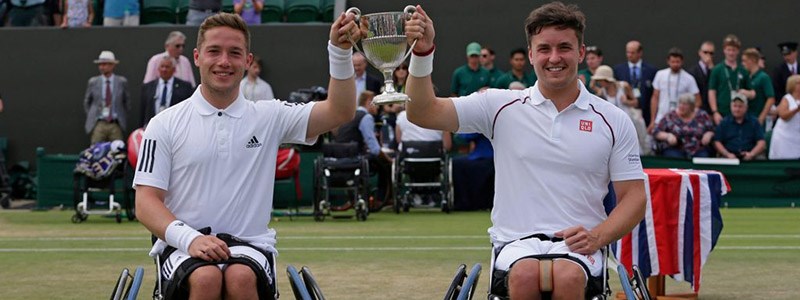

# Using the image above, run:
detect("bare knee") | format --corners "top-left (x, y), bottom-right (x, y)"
top-left (552, 260), bottom-right (586, 299)
top-left (224, 264), bottom-right (259, 299)
top-left (507, 259), bottom-right (541, 300)
top-left (188, 266), bottom-right (223, 300)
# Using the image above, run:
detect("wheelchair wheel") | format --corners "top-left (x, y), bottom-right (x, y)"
top-left (110, 268), bottom-right (130, 300)
top-left (124, 267), bottom-right (144, 300)
top-left (617, 265), bottom-right (637, 300)
top-left (456, 263), bottom-right (482, 300)
top-left (287, 265), bottom-right (313, 300)
top-left (443, 264), bottom-right (466, 300)
top-left (300, 266), bottom-right (326, 300)
top-left (115, 212), bottom-right (122, 223)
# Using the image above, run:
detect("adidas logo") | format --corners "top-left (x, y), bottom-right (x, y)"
top-left (246, 136), bottom-right (262, 149)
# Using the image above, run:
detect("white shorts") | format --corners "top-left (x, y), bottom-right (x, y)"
top-left (161, 245), bottom-right (272, 283)
top-left (494, 238), bottom-right (603, 281)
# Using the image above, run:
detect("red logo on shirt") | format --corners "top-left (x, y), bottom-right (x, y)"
top-left (579, 120), bottom-right (593, 132)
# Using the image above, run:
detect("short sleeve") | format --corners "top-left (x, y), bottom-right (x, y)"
top-left (133, 118), bottom-right (172, 190)
top-left (452, 91), bottom-right (494, 137)
top-left (708, 68), bottom-right (719, 91)
top-left (652, 71), bottom-right (665, 91)
top-left (686, 73), bottom-right (700, 94)
top-left (277, 101), bottom-right (317, 145)
top-left (762, 76), bottom-right (776, 98)
top-left (609, 111), bottom-right (644, 182)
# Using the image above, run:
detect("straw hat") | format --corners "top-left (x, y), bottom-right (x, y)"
top-left (592, 65), bottom-right (615, 82)
top-left (94, 51), bottom-right (119, 64)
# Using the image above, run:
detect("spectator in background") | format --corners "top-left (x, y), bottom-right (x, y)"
top-left (144, 31), bottom-right (196, 87)
top-left (0, 93), bottom-right (4, 112)
top-left (240, 55), bottom-right (274, 101)
top-left (451, 133), bottom-right (494, 211)
top-left (578, 45), bottom-right (603, 92)
top-left (84, 51), bottom-right (130, 144)
top-left (140, 55), bottom-right (193, 128)
top-left (614, 40), bottom-right (657, 126)
top-left (103, 0), bottom-right (139, 26)
top-left (353, 52), bottom-right (381, 101)
top-left (234, 0), bottom-right (262, 25)
top-left (60, 0), bottom-right (92, 28)
top-left (649, 47), bottom-right (701, 132)
top-left (493, 48), bottom-right (537, 89)
top-left (769, 75), bottom-right (800, 159)
top-left (687, 41), bottom-right (716, 114)
top-left (653, 94), bottom-right (715, 158)
top-left (480, 46), bottom-right (504, 88)
top-left (186, 0), bottom-right (221, 26)
top-left (590, 65), bottom-right (649, 155)
top-left (395, 108), bottom-right (451, 151)
top-left (714, 95), bottom-right (765, 160)
top-left (393, 62), bottom-right (408, 93)
top-left (773, 42), bottom-right (798, 100)
top-left (739, 48), bottom-right (775, 126)
top-left (709, 34), bottom-right (748, 125)
top-left (451, 42), bottom-right (490, 96)
top-left (45, 0), bottom-right (61, 25)
top-left (7, 0), bottom-right (48, 26)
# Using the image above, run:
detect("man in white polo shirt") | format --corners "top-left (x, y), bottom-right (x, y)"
top-left (404, 2), bottom-right (646, 299)
top-left (133, 13), bottom-right (361, 299)
top-left (648, 47), bottom-right (701, 133)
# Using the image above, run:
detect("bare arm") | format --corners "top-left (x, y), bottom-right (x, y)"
top-left (442, 131), bottom-right (452, 152)
top-left (694, 93), bottom-right (702, 109)
top-left (777, 97), bottom-right (800, 120)
top-left (254, 0), bottom-right (263, 12)
top-left (306, 13), bottom-right (360, 140)
top-left (758, 97), bottom-right (775, 125)
top-left (709, 89), bottom-right (721, 124)
top-left (234, 0), bottom-right (244, 14)
top-left (714, 141), bottom-right (736, 158)
top-left (86, 1), bottom-right (94, 27)
top-left (135, 186), bottom-right (176, 241)
top-left (621, 82), bottom-right (638, 107)
top-left (404, 5), bottom-right (459, 132)
top-left (650, 89), bottom-right (660, 125)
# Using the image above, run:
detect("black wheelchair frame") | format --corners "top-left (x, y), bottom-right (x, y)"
top-left (392, 140), bottom-right (453, 213)
top-left (312, 142), bottom-right (371, 222)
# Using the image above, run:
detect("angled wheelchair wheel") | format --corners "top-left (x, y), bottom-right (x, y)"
top-left (617, 265), bottom-right (637, 300)
top-left (443, 264), bottom-right (467, 300)
top-left (124, 267), bottom-right (144, 300)
top-left (300, 266), bottom-right (326, 300)
top-left (456, 263), bottom-right (482, 300)
top-left (287, 265), bottom-right (313, 300)
top-left (110, 268), bottom-right (130, 300)
top-left (632, 265), bottom-right (651, 300)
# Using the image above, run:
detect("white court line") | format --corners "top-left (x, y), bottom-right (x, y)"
top-left (1, 246), bottom-right (799, 253)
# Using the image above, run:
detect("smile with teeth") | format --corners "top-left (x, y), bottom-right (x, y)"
top-left (545, 66), bottom-right (566, 72)
top-left (213, 71), bottom-right (235, 77)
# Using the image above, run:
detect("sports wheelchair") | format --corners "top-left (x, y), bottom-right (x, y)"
top-left (312, 142), bottom-right (371, 222)
top-left (72, 141), bottom-right (134, 223)
top-left (444, 263), bottom-right (483, 300)
top-left (286, 265), bottom-right (326, 300)
top-left (392, 141), bottom-right (453, 213)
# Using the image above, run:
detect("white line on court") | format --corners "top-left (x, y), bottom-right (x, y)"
top-left (1, 246), bottom-right (798, 253)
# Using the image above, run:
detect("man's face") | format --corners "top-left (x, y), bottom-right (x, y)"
top-left (741, 55), bottom-right (757, 71)
top-left (667, 56), bottom-right (683, 73)
top-left (248, 62), bottom-right (261, 78)
top-left (585, 53), bottom-right (602, 69)
top-left (467, 54), bottom-right (480, 69)
top-left (167, 38), bottom-right (186, 58)
top-left (784, 50), bottom-right (797, 64)
top-left (699, 44), bottom-right (715, 65)
top-left (353, 54), bottom-right (367, 77)
top-left (194, 27), bottom-right (252, 95)
top-left (510, 53), bottom-right (526, 72)
top-left (730, 100), bottom-right (747, 119)
top-left (158, 59), bottom-right (176, 81)
top-left (626, 41), bottom-right (642, 63)
top-left (724, 45), bottom-right (739, 62)
top-left (480, 49), bottom-right (494, 67)
top-left (529, 26), bottom-right (584, 92)
top-left (97, 62), bottom-right (115, 75)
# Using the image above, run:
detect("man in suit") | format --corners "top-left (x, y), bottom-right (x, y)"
top-left (353, 52), bottom-right (382, 102)
top-left (773, 42), bottom-right (798, 98)
top-left (613, 40), bottom-right (657, 126)
top-left (687, 41), bottom-right (716, 114)
top-left (140, 55), bottom-right (194, 128)
top-left (84, 50), bottom-right (130, 144)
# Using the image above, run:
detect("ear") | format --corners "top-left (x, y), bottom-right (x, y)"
top-left (193, 48), bottom-right (200, 67)
top-left (246, 52), bottom-right (254, 69)
top-left (578, 44), bottom-right (586, 64)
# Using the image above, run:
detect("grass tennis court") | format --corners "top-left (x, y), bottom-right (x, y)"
top-left (0, 208), bottom-right (798, 299)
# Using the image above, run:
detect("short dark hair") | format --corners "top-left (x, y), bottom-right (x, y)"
top-left (510, 48), bottom-right (527, 58)
top-left (723, 34), bottom-right (741, 49)
top-left (525, 2), bottom-right (586, 45)
top-left (482, 47), bottom-right (495, 55)
top-left (197, 13), bottom-right (251, 51)
top-left (742, 48), bottom-right (761, 62)
top-left (667, 47), bottom-right (683, 60)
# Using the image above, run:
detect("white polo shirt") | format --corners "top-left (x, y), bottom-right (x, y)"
top-left (395, 110), bottom-right (443, 142)
top-left (452, 82), bottom-right (644, 244)
top-left (652, 68), bottom-right (699, 124)
top-left (133, 86), bottom-right (316, 253)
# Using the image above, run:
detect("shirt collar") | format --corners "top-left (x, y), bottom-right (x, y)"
top-left (528, 80), bottom-right (590, 110)
top-left (628, 60), bottom-right (642, 69)
top-left (191, 85), bottom-right (247, 118)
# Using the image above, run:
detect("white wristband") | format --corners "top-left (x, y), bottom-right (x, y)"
top-left (165, 220), bottom-right (202, 254)
top-left (409, 51), bottom-right (434, 78)
top-left (328, 40), bottom-right (354, 80)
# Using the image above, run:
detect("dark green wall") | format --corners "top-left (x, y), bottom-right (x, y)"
top-left (1, 0), bottom-right (798, 167)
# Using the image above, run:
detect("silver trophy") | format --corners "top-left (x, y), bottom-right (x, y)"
top-left (346, 5), bottom-right (418, 105)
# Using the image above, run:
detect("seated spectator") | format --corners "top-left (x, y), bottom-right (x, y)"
top-left (769, 75), bottom-right (800, 159)
top-left (452, 133), bottom-right (494, 211)
top-left (653, 94), bottom-right (715, 158)
top-left (395, 108), bottom-right (452, 151)
top-left (240, 55), bottom-right (274, 101)
top-left (378, 102), bottom-right (402, 152)
top-left (590, 65), bottom-right (650, 155)
top-left (393, 62), bottom-right (408, 93)
top-left (234, 0), bottom-right (262, 25)
top-left (713, 94), bottom-right (765, 160)
top-left (102, 0), bottom-right (139, 26)
top-left (60, 0), bottom-right (92, 28)
top-left (7, 0), bottom-right (48, 26)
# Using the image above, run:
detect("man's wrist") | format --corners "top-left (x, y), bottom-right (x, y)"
top-left (165, 220), bottom-right (203, 254)
top-left (328, 40), bottom-right (354, 80)
top-left (409, 45), bottom-right (435, 78)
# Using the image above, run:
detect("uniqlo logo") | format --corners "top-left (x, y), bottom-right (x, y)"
top-left (579, 120), bottom-right (593, 132)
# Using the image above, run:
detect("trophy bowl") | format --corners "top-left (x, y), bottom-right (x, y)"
top-left (347, 5), bottom-right (417, 105)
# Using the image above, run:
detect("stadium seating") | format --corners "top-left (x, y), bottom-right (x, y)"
top-left (176, 0), bottom-right (190, 24)
top-left (320, 0), bottom-right (335, 22)
top-left (261, 0), bottom-right (284, 23)
top-left (222, 0), bottom-right (235, 13)
top-left (284, 0), bottom-right (320, 22)
top-left (141, 0), bottom-right (178, 25)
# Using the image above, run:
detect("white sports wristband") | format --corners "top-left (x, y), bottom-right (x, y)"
top-left (409, 50), bottom-right (434, 78)
top-left (328, 40), bottom-right (354, 80)
top-left (165, 220), bottom-right (202, 254)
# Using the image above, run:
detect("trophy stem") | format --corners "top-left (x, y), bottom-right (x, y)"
top-left (372, 68), bottom-right (411, 105)
top-left (382, 69), bottom-right (396, 94)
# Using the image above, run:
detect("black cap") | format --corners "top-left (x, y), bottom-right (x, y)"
top-left (779, 42), bottom-right (798, 55)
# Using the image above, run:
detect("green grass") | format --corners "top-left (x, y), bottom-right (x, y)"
top-left (0, 208), bottom-right (798, 299)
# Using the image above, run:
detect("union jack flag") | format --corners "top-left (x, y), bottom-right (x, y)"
top-left (605, 169), bottom-right (729, 292)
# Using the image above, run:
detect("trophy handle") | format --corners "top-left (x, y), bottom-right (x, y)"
top-left (401, 5), bottom-right (418, 64)
top-left (344, 7), bottom-right (365, 54)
